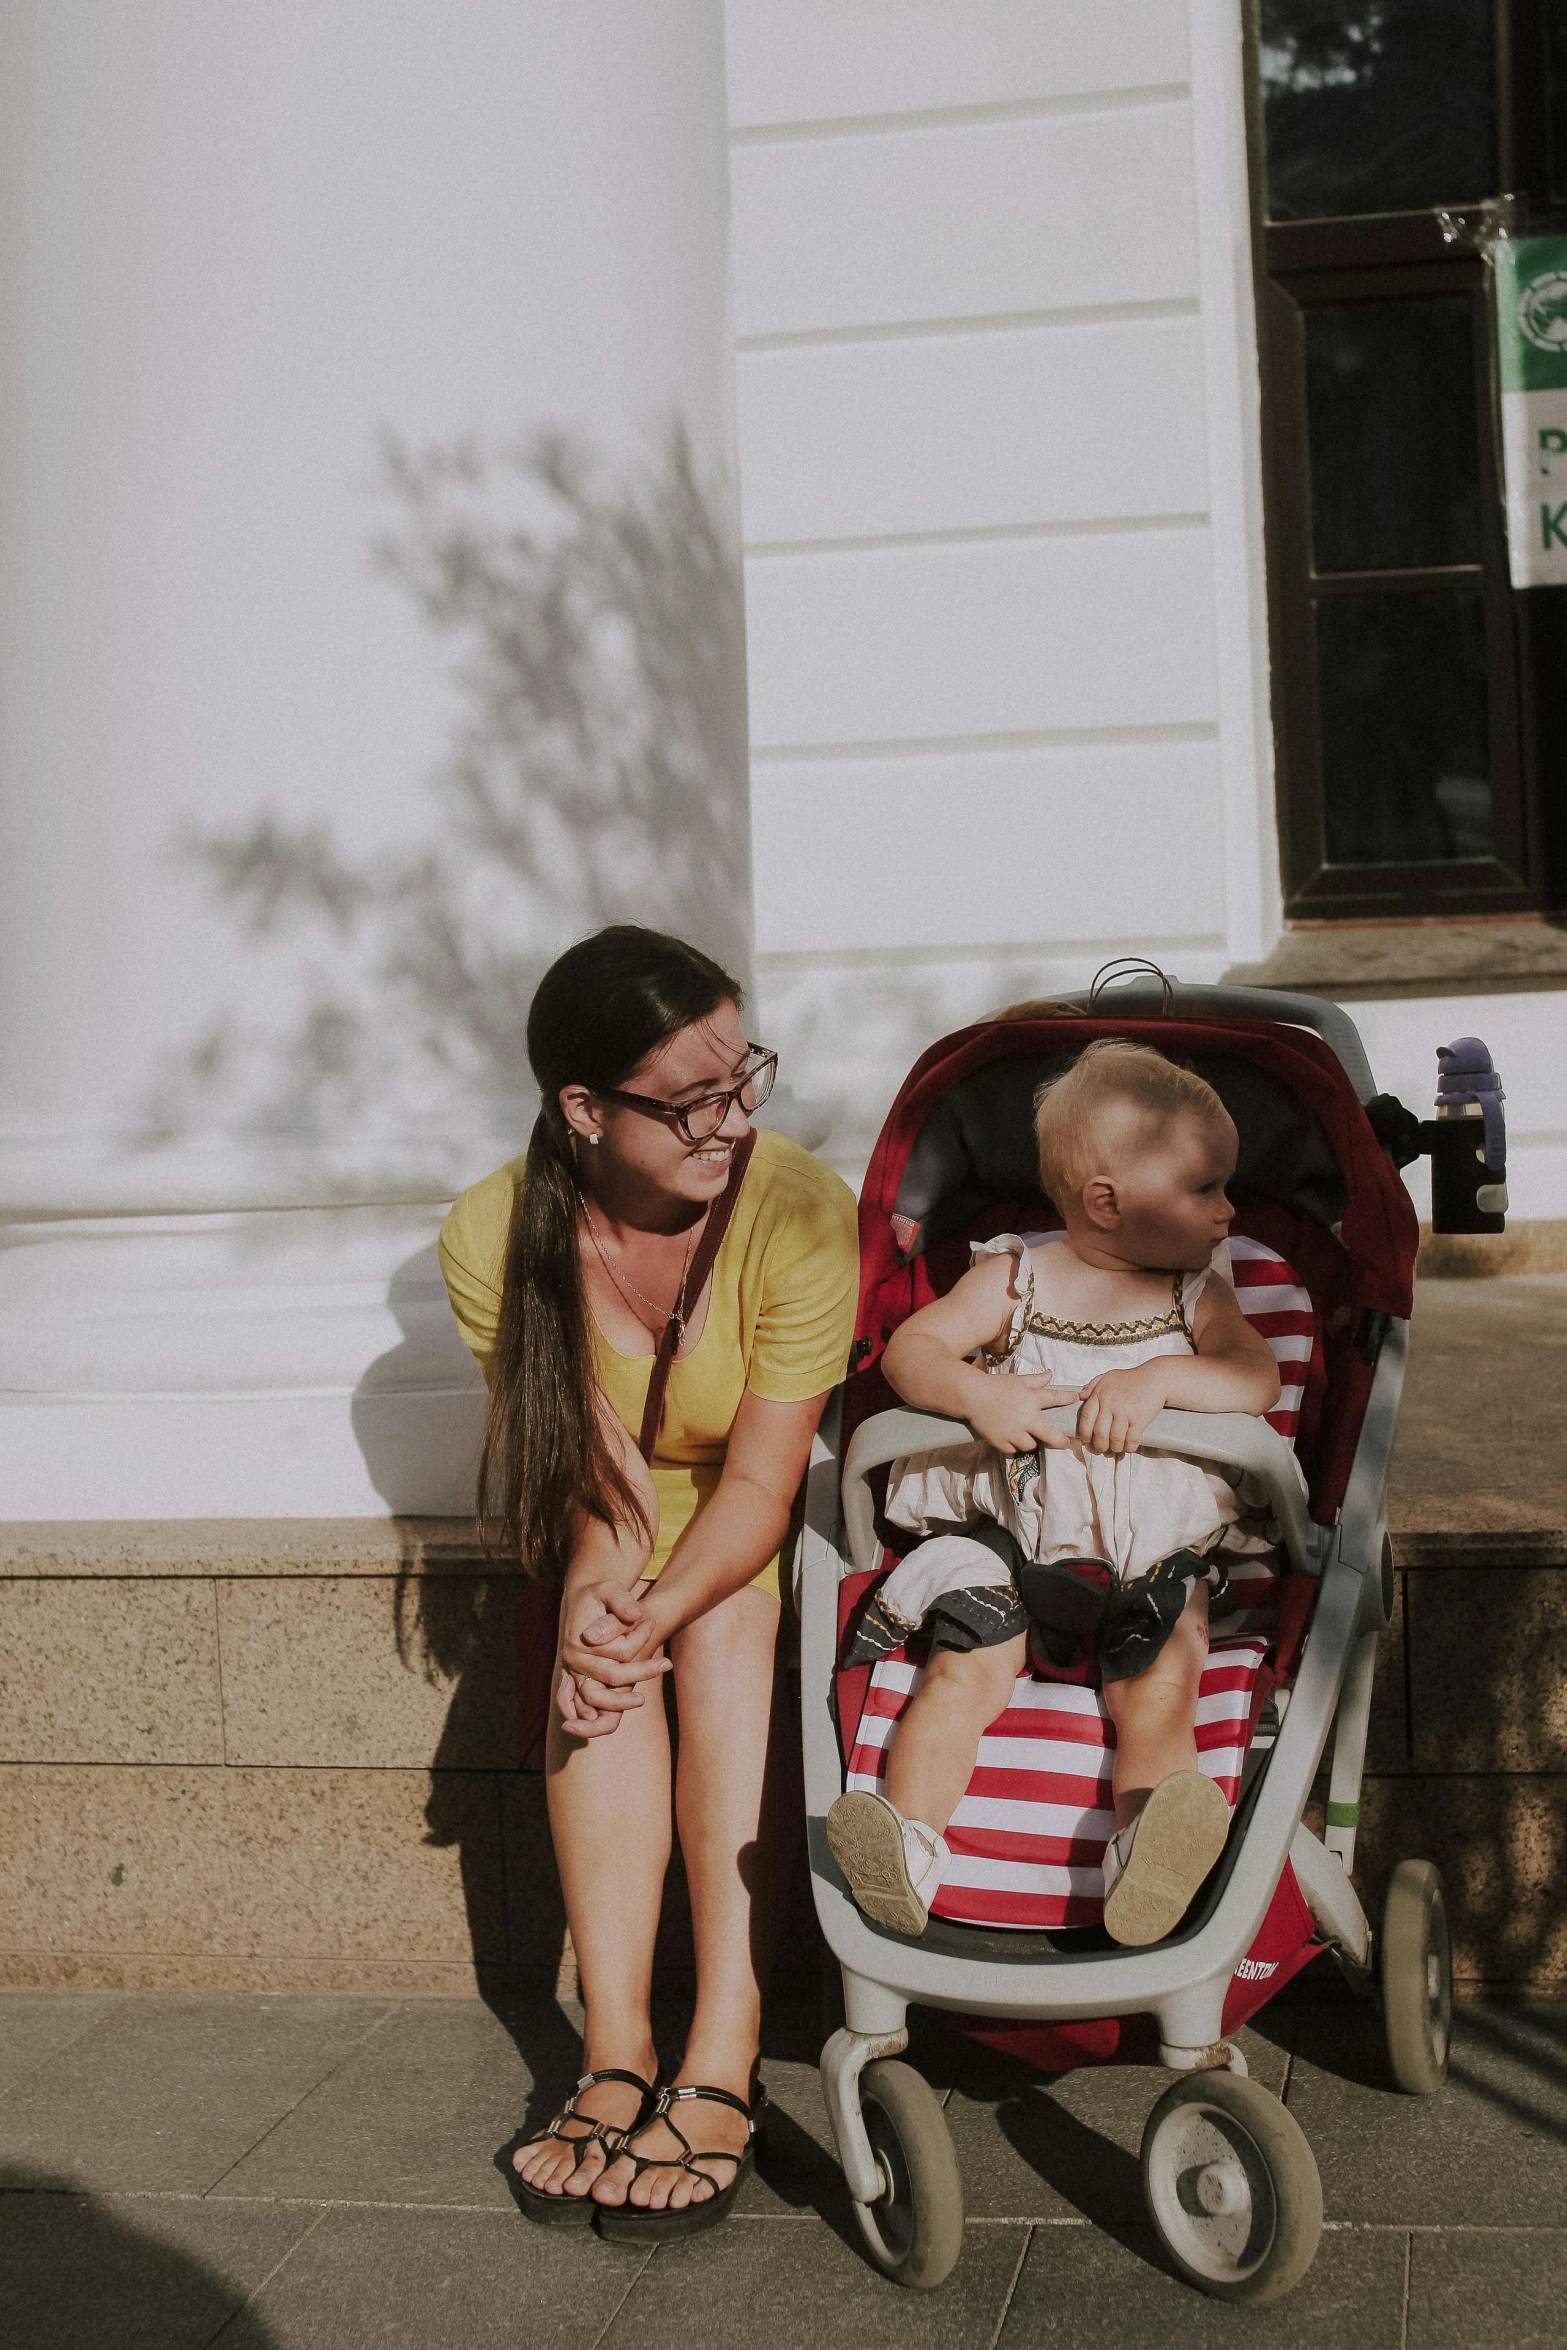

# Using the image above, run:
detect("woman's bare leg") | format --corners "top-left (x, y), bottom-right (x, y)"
top-left (884, 1635), bottom-right (1027, 1833)
top-left (1103, 1582), bottom-right (1210, 1831)
top-left (514, 1654), bottom-right (672, 2199)
top-left (592, 1582), bottom-right (783, 2212)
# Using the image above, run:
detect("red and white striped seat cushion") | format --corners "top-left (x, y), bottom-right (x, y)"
top-left (1229, 1236), bottom-right (1314, 1442)
top-left (840, 1238), bottom-right (1315, 1931)
top-left (845, 1640), bottom-right (1269, 1929)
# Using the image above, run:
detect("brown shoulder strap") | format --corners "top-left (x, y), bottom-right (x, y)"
top-left (637, 1127), bottom-right (758, 1464)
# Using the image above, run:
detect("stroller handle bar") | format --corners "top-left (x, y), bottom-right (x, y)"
top-left (842, 1405), bottom-right (1324, 1581)
top-left (1052, 978), bottom-right (1378, 1104)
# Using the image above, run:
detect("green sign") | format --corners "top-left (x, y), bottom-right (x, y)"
top-left (1496, 234), bottom-right (1567, 583)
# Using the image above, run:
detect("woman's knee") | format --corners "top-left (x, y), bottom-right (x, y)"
top-left (671, 1588), bottom-right (781, 1716)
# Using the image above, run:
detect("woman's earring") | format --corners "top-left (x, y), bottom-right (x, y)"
top-left (588, 1132), bottom-right (600, 1146)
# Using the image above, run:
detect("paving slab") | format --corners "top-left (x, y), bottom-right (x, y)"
top-left (229, 2204), bottom-right (647, 2350)
top-left (600, 2215), bottom-right (1027, 2350)
top-left (1392, 1276), bottom-right (1567, 1563)
top-left (214, 1996), bottom-right (570, 2210)
top-left (741, 2053), bottom-right (853, 2219)
top-left (999, 2218), bottom-right (1407, 2347)
top-left (1408, 2227), bottom-right (1567, 2350)
top-left (1284, 1998), bottom-right (1567, 2225)
top-left (942, 2026), bottom-right (1288, 2224)
top-left (0, 1992), bottom-right (391, 2194)
top-left (0, 1989), bottom-right (124, 2099)
top-left (0, 2177), bottom-right (318, 2350)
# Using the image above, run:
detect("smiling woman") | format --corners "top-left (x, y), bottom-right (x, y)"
top-left (435, 925), bottom-right (857, 2244)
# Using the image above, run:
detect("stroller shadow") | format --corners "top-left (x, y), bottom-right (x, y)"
top-left (997, 2089), bottom-right (1178, 2271)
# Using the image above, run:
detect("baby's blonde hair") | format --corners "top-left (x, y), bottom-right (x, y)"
top-left (1034, 1039), bottom-right (1229, 1206)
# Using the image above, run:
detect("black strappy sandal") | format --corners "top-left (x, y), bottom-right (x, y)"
top-left (511, 2068), bottom-right (661, 2226)
top-left (592, 2081), bottom-right (767, 2244)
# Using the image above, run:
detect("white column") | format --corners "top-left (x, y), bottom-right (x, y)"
top-left (0, 0), bottom-right (750, 1516)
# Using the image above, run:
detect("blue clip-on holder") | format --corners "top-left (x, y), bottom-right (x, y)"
top-left (1364, 1035), bottom-right (1508, 1236)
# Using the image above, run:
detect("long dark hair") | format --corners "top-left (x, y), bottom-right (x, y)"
top-left (480, 924), bottom-right (743, 1579)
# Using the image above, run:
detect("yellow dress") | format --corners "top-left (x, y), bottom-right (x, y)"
top-left (437, 1126), bottom-right (859, 1597)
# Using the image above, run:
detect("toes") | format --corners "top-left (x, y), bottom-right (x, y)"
top-left (564, 2143), bottom-right (603, 2194)
top-left (590, 2158), bottom-right (632, 2209)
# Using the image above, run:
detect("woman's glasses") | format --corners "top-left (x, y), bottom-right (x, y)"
top-left (595, 1046), bottom-right (777, 1144)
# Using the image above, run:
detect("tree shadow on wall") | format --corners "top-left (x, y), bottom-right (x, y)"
top-left (143, 421), bottom-right (751, 1174)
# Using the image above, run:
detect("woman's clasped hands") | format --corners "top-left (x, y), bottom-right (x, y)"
top-left (555, 1580), bottom-right (672, 1739)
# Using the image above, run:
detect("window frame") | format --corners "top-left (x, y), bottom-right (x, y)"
top-left (1245, 0), bottom-right (1567, 921)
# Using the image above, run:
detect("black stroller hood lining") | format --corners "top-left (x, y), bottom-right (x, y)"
top-left (895, 1052), bottom-right (1349, 1255)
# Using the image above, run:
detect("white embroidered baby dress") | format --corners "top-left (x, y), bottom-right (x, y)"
top-left (884, 1233), bottom-right (1292, 1589)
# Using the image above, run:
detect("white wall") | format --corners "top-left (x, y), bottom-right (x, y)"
top-left (0, 0), bottom-right (747, 1516)
top-left (725, 1), bottom-right (1277, 1179)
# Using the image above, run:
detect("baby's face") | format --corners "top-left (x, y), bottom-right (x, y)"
top-left (1108, 1109), bottom-right (1238, 1271)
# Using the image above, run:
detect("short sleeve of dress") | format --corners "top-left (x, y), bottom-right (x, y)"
top-left (437, 1160), bottom-right (521, 1387)
top-left (969, 1233), bottom-right (1033, 1360)
top-left (744, 1147), bottom-right (860, 1403)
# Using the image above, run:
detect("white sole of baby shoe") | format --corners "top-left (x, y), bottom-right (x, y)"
top-left (1102, 1770), bottom-right (1231, 1948)
top-left (826, 1793), bottom-right (930, 1937)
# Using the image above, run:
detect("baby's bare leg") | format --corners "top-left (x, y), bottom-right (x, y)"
top-left (1103, 1583), bottom-right (1209, 1831)
top-left (884, 1633), bottom-right (1027, 1832)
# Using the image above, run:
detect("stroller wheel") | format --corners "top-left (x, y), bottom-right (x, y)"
top-left (851, 2060), bottom-right (964, 2290)
top-left (1141, 2070), bottom-right (1322, 2304)
top-left (1381, 1858), bottom-right (1453, 2095)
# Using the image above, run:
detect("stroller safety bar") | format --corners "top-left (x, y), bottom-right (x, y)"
top-left (841, 1405), bottom-right (1325, 1581)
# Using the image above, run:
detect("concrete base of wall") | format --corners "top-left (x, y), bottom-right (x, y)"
top-left (0, 1522), bottom-right (552, 1998)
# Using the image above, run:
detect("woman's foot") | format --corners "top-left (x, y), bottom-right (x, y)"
top-left (826, 1791), bottom-right (948, 1936)
top-left (1102, 1769), bottom-right (1230, 1946)
top-left (591, 2071), bottom-right (757, 2213)
top-left (513, 2063), bottom-right (659, 2204)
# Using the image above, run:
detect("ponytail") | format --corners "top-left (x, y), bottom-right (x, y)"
top-left (477, 925), bottom-right (741, 1578)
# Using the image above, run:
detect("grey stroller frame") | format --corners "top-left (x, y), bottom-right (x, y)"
top-left (795, 979), bottom-right (1458, 2304)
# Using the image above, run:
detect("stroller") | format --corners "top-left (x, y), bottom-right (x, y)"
top-left (796, 969), bottom-right (1505, 2305)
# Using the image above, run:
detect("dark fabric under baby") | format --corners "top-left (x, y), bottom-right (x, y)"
top-left (842, 1517), bottom-right (1233, 1683)
top-left (844, 1517), bottom-right (1029, 1664)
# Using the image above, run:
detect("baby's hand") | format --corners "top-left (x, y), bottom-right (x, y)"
top-left (968, 1374), bottom-right (1082, 1457)
top-left (1075, 1364), bottom-right (1170, 1455)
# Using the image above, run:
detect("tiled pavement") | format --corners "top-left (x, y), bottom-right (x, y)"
top-left (2, 1984), bottom-right (1564, 2348)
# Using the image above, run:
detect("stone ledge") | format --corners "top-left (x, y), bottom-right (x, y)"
top-left (1418, 1222), bottom-right (1567, 1278)
top-left (1392, 1530), bottom-right (1567, 1568)
top-left (0, 1517), bottom-right (495, 1578)
top-left (1224, 913), bottom-right (1567, 1001)
top-left (0, 1952), bottom-right (554, 1998)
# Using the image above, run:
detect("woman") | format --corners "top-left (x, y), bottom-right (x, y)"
top-left (438, 925), bottom-right (857, 2242)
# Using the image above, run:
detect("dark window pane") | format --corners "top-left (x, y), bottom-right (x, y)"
top-left (1551, 0), bottom-right (1567, 200)
top-left (1316, 592), bottom-right (1493, 862)
top-left (1260, 1), bottom-right (1497, 221)
top-left (1305, 298), bottom-right (1481, 572)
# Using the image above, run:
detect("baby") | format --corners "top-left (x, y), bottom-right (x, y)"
top-left (827, 1041), bottom-right (1284, 1947)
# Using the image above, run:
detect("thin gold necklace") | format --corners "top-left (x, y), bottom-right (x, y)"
top-left (581, 1202), bottom-right (698, 1342)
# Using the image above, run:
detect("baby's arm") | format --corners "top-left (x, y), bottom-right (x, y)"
top-left (882, 1253), bottom-right (1082, 1456)
top-left (1075, 1277), bottom-right (1281, 1456)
